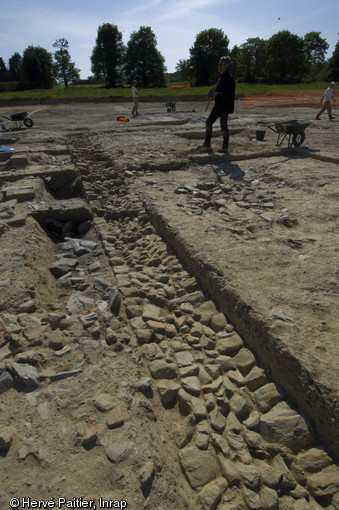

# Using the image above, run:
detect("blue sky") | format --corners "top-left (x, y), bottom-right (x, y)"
top-left (2, 0), bottom-right (338, 79)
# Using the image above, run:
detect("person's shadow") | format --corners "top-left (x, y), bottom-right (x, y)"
top-left (211, 162), bottom-right (245, 182)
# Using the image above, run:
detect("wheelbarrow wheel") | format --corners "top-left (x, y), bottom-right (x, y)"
top-left (292, 132), bottom-right (305, 147)
top-left (23, 117), bottom-right (34, 128)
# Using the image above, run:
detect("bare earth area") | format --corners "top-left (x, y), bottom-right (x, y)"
top-left (0, 97), bottom-right (338, 510)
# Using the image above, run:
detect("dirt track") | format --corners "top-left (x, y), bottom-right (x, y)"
top-left (0, 98), bottom-right (338, 509)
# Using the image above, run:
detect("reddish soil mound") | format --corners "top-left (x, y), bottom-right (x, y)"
top-left (168, 83), bottom-right (191, 89)
top-left (243, 89), bottom-right (338, 109)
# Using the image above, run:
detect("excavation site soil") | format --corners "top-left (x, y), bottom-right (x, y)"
top-left (0, 95), bottom-right (338, 510)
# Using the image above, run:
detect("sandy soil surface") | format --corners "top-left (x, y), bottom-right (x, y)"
top-left (0, 97), bottom-right (338, 509)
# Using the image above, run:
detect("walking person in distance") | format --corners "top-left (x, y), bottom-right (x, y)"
top-left (131, 80), bottom-right (140, 117)
top-left (316, 81), bottom-right (336, 121)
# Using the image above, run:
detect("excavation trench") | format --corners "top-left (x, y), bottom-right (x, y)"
top-left (1, 105), bottom-right (338, 507)
top-left (67, 133), bottom-right (339, 464)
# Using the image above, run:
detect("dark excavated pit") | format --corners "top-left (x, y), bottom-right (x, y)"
top-left (42, 169), bottom-right (84, 199)
top-left (33, 213), bottom-right (92, 242)
top-left (30, 172), bottom-right (93, 240)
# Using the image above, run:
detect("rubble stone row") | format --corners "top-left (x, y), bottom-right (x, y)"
top-left (92, 212), bottom-right (338, 509)
top-left (70, 137), bottom-right (339, 509)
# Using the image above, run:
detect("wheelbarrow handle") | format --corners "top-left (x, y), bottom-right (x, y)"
top-left (258, 121), bottom-right (277, 133)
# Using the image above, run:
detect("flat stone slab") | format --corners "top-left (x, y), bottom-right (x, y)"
top-left (30, 198), bottom-right (93, 222)
top-left (179, 445), bottom-right (219, 489)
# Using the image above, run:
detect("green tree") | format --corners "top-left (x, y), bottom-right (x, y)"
top-left (303, 32), bottom-right (329, 65)
top-left (189, 28), bottom-right (230, 86)
top-left (124, 26), bottom-right (166, 87)
top-left (266, 31), bottom-right (305, 82)
top-left (20, 46), bottom-right (54, 89)
top-left (303, 32), bottom-right (329, 81)
top-left (91, 23), bottom-right (125, 87)
top-left (53, 38), bottom-right (80, 87)
top-left (328, 39), bottom-right (339, 81)
top-left (229, 45), bottom-right (240, 81)
top-left (9, 52), bottom-right (22, 81)
top-left (175, 58), bottom-right (194, 83)
top-left (0, 58), bottom-right (10, 82)
top-left (237, 38), bottom-right (267, 82)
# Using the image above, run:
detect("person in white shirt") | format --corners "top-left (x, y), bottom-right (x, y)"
top-left (316, 81), bottom-right (336, 120)
top-left (131, 80), bottom-right (140, 116)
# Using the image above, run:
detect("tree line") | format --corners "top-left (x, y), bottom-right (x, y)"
top-left (0, 25), bottom-right (167, 91)
top-left (0, 38), bottom-right (80, 91)
top-left (180, 29), bottom-right (339, 85)
top-left (1, 24), bottom-right (338, 92)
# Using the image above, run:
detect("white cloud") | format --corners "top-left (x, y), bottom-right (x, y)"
top-left (122, 0), bottom-right (163, 16)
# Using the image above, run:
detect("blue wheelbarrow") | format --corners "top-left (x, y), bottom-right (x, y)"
top-left (259, 119), bottom-right (313, 147)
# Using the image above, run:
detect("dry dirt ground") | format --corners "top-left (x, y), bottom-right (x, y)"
top-left (0, 97), bottom-right (338, 510)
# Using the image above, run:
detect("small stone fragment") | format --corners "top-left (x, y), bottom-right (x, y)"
top-left (49, 329), bottom-right (65, 350)
top-left (179, 445), bottom-right (219, 489)
top-left (149, 360), bottom-right (177, 379)
top-left (0, 371), bottom-right (14, 394)
top-left (254, 382), bottom-right (283, 413)
top-left (259, 486), bottom-right (278, 510)
top-left (82, 426), bottom-right (97, 446)
top-left (106, 406), bottom-right (124, 428)
top-left (0, 426), bottom-right (13, 451)
top-left (198, 477), bottom-right (228, 510)
top-left (105, 443), bottom-right (131, 463)
top-left (260, 401), bottom-right (313, 452)
top-left (306, 467), bottom-right (339, 500)
top-left (93, 393), bottom-right (115, 412)
top-left (296, 447), bottom-right (333, 473)
top-left (181, 376), bottom-right (201, 396)
top-left (157, 380), bottom-right (181, 407)
top-left (138, 460), bottom-right (155, 495)
top-left (10, 362), bottom-right (39, 387)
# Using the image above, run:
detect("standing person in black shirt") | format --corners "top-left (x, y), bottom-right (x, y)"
top-left (200, 56), bottom-right (235, 153)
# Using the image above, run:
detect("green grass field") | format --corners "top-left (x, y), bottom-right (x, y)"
top-left (0, 82), bottom-right (329, 103)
